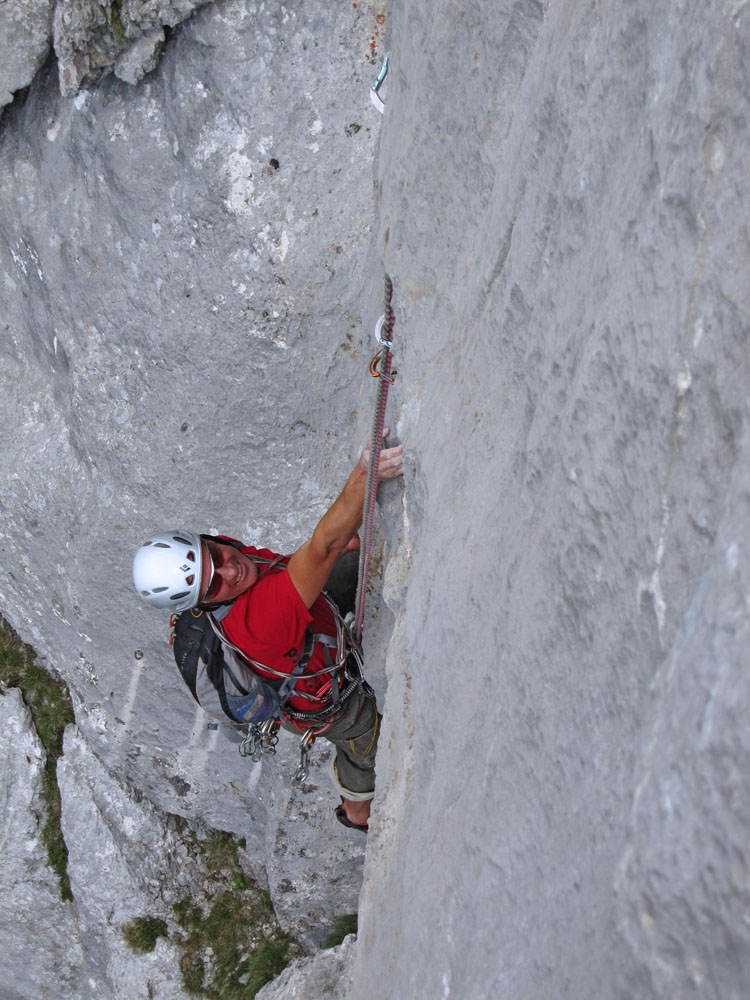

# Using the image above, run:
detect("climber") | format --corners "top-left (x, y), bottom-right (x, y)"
top-left (132, 433), bottom-right (403, 833)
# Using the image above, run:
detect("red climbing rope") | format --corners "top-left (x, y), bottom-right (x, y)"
top-left (352, 274), bottom-right (396, 645)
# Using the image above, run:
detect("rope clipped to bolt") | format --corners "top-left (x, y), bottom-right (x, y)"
top-left (352, 273), bottom-right (396, 645)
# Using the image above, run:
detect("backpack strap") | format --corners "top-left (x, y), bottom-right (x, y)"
top-left (207, 611), bottom-right (318, 707)
top-left (170, 607), bottom-right (280, 726)
top-left (209, 553), bottom-right (350, 709)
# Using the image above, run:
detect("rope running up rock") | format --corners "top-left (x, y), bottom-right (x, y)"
top-left (352, 273), bottom-right (396, 645)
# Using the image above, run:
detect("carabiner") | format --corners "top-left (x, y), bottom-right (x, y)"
top-left (291, 730), bottom-right (317, 785)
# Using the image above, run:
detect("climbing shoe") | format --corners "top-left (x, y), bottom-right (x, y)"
top-left (335, 801), bottom-right (369, 834)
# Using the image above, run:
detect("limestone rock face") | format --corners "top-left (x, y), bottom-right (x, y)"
top-left (350, 1), bottom-right (750, 998)
top-left (57, 725), bottom-right (199, 999)
top-left (52, 0), bottom-right (213, 95)
top-left (0, 690), bottom-right (83, 1000)
top-left (3, 0), bottom-right (750, 997)
top-left (0, 0), bottom-right (210, 111)
top-left (1, 688), bottom-right (189, 998)
top-left (0, 0), bottom-right (54, 109)
top-left (113, 27), bottom-right (166, 87)
top-left (0, 0), bottom-right (387, 960)
top-left (1, 690), bottom-right (291, 999)
top-left (255, 933), bottom-right (356, 1000)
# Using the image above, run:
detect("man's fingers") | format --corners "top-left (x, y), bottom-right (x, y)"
top-left (377, 443), bottom-right (404, 480)
top-left (359, 438), bottom-right (404, 479)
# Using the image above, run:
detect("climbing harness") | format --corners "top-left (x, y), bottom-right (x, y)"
top-left (370, 52), bottom-right (389, 114)
top-left (242, 643), bottom-right (374, 784)
top-left (229, 568), bottom-right (374, 783)
top-left (233, 588), bottom-right (369, 782)
top-left (351, 273), bottom-right (396, 646)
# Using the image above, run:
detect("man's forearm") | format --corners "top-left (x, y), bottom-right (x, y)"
top-left (287, 437), bottom-right (403, 608)
top-left (312, 436), bottom-right (404, 559)
top-left (310, 462), bottom-right (368, 560)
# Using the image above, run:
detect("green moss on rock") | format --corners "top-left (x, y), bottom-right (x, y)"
top-left (0, 617), bottom-right (75, 901)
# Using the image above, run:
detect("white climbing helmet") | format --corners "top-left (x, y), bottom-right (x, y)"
top-left (132, 530), bottom-right (208, 612)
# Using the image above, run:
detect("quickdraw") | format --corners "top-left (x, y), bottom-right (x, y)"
top-left (369, 350), bottom-right (397, 382)
top-left (369, 314), bottom-right (397, 382)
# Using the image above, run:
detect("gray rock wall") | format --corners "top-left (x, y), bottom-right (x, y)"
top-left (350, 1), bottom-right (750, 998)
top-left (0, 0), bottom-right (389, 969)
top-left (2, 0), bottom-right (750, 997)
top-left (0, 0), bottom-right (213, 109)
top-left (0, 687), bottom-right (189, 999)
top-left (56, 724), bottom-right (199, 999)
top-left (1, 683), bottom-right (303, 999)
top-left (0, 690), bottom-right (84, 1000)
top-left (0, 0), bottom-right (54, 108)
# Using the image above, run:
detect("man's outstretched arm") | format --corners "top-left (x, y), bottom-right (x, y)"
top-left (287, 433), bottom-right (404, 609)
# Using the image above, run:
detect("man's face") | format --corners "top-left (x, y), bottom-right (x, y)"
top-left (199, 540), bottom-right (259, 604)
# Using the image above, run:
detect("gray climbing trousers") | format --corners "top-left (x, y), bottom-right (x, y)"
top-left (283, 686), bottom-right (381, 800)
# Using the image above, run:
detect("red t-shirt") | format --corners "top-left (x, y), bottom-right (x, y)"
top-left (221, 545), bottom-right (340, 713)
